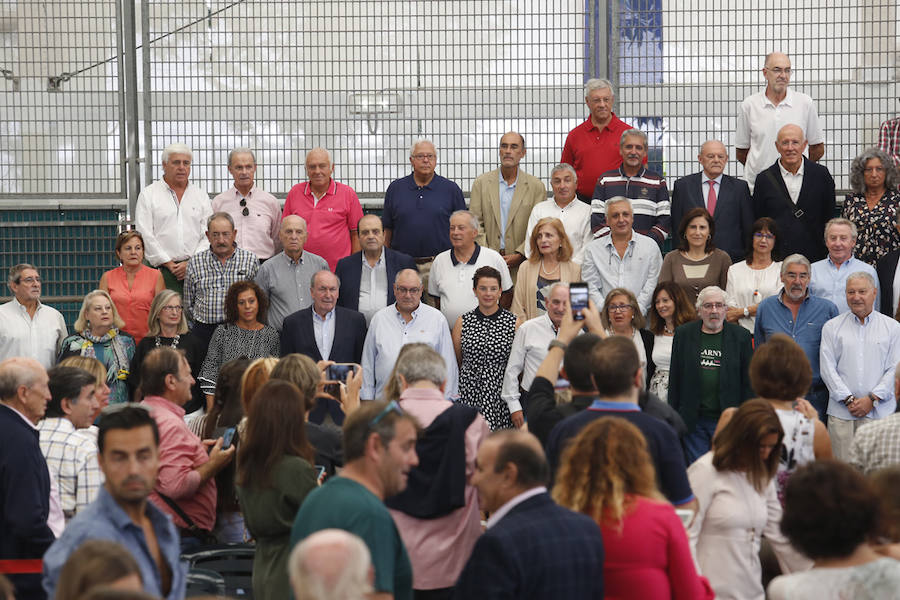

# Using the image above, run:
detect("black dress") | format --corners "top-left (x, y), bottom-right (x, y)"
top-left (458, 307), bottom-right (517, 430)
top-left (128, 332), bottom-right (206, 411)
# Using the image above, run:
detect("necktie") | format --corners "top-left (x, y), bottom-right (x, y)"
top-left (706, 180), bottom-right (717, 216)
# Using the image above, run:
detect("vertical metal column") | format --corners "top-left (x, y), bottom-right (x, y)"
top-left (141, 0), bottom-right (153, 189)
top-left (122, 0), bottom-right (141, 218)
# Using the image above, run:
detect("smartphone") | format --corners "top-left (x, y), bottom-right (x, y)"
top-left (675, 509), bottom-right (694, 528)
top-left (222, 427), bottom-right (236, 450)
top-left (315, 465), bottom-right (327, 484)
top-left (569, 283), bottom-right (589, 320)
top-left (327, 363), bottom-right (359, 382)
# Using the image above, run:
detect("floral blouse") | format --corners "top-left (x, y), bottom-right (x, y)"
top-left (841, 190), bottom-right (900, 265)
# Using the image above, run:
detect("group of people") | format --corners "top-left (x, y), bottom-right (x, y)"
top-left (3, 50), bottom-right (900, 600)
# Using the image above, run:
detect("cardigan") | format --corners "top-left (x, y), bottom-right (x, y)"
top-left (511, 259), bottom-right (583, 321)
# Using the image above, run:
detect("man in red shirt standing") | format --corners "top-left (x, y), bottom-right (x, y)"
top-left (283, 148), bottom-right (364, 271)
top-left (561, 79), bottom-right (641, 204)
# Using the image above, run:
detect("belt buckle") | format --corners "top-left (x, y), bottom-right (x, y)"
top-left (793, 208), bottom-right (804, 218)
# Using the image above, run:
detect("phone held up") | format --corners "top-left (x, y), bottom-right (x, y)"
top-left (569, 282), bottom-right (589, 320)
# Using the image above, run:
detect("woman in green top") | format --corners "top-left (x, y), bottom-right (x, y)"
top-left (236, 379), bottom-right (318, 600)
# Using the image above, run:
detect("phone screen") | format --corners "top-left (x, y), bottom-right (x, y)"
top-left (222, 427), bottom-right (236, 450)
top-left (327, 363), bottom-right (358, 382)
top-left (570, 283), bottom-right (589, 320)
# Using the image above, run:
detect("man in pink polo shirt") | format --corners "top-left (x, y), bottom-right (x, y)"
top-left (140, 347), bottom-right (234, 545)
top-left (283, 148), bottom-right (364, 270)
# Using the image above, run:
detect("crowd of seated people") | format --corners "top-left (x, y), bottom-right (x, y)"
top-left (4, 52), bottom-right (900, 599)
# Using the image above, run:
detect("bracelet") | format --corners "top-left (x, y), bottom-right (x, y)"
top-left (548, 340), bottom-right (568, 352)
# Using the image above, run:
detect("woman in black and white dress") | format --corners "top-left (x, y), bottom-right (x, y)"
top-left (453, 266), bottom-right (520, 430)
top-left (199, 280), bottom-right (280, 403)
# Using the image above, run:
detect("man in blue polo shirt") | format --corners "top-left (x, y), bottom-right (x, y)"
top-left (383, 139), bottom-right (466, 301)
top-left (545, 336), bottom-right (696, 511)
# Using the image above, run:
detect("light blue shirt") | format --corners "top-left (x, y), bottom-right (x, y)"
top-left (581, 231), bottom-right (662, 314)
top-left (499, 177), bottom-right (517, 249)
top-left (820, 310), bottom-right (900, 420)
top-left (361, 302), bottom-right (459, 401)
top-left (313, 308), bottom-right (336, 360)
top-left (809, 255), bottom-right (879, 314)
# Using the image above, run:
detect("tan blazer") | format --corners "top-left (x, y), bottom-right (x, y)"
top-left (470, 168), bottom-right (547, 256)
top-left (511, 259), bottom-right (582, 321)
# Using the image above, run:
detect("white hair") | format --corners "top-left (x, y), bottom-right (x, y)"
top-left (824, 218), bottom-right (858, 241)
top-left (409, 139), bottom-right (437, 158)
top-left (289, 529), bottom-right (372, 600)
top-left (451, 210), bottom-right (479, 233)
top-left (161, 143), bottom-right (192, 164)
top-left (227, 147), bottom-right (256, 166)
top-left (395, 343), bottom-right (447, 387)
top-left (605, 196), bottom-right (632, 212)
top-left (306, 147), bottom-right (333, 165)
top-left (780, 254), bottom-right (811, 276)
top-left (584, 78), bottom-right (614, 97)
top-left (845, 271), bottom-right (876, 290)
top-left (695, 286), bottom-right (728, 311)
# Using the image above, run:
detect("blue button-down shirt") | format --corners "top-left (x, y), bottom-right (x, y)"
top-left (43, 486), bottom-right (186, 600)
top-left (382, 173), bottom-right (466, 258)
top-left (820, 310), bottom-right (900, 419)
top-left (498, 177), bottom-right (517, 249)
top-left (581, 231), bottom-right (662, 314)
top-left (755, 290), bottom-right (839, 387)
top-left (313, 307), bottom-right (336, 360)
top-left (809, 255), bottom-right (879, 314)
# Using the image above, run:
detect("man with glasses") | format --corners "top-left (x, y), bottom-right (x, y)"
top-left (291, 400), bottom-right (420, 600)
top-left (736, 52), bottom-right (825, 191)
top-left (0, 264), bottom-right (68, 369)
top-left (183, 212), bottom-right (259, 349)
top-left (755, 254), bottom-right (839, 422)
top-left (669, 286), bottom-right (754, 463)
top-left (283, 147), bottom-right (364, 271)
top-left (212, 148), bottom-right (281, 262)
top-left (382, 140), bottom-right (466, 301)
top-left (810, 218), bottom-right (879, 313)
top-left (361, 269), bottom-right (458, 402)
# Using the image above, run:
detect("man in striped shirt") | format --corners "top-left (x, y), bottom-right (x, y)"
top-left (590, 129), bottom-right (670, 246)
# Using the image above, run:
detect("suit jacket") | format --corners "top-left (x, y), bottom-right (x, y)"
top-left (671, 172), bottom-right (753, 262)
top-left (335, 248), bottom-right (417, 311)
top-left (453, 492), bottom-right (605, 600)
top-left (876, 249), bottom-right (900, 317)
top-left (0, 404), bottom-right (55, 600)
top-left (280, 306), bottom-right (367, 363)
top-left (470, 168), bottom-right (547, 255)
top-left (752, 157), bottom-right (836, 262)
top-left (668, 321), bottom-right (754, 434)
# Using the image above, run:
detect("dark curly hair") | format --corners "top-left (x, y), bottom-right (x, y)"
top-left (224, 280), bottom-right (268, 325)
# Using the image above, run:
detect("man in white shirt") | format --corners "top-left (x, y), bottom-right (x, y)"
top-left (524, 164), bottom-right (593, 264)
top-left (0, 264), bottom-right (67, 369)
top-left (361, 269), bottom-right (458, 401)
top-left (810, 218), bottom-right (879, 313)
top-left (429, 210), bottom-right (513, 325)
top-left (736, 52), bottom-right (825, 191)
top-left (135, 143), bottom-right (212, 292)
top-left (501, 282), bottom-right (574, 428)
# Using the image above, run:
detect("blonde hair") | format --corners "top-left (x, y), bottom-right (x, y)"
top-left (146, 290), bottom-right (189, 336)
top-left (527, 217), bottom-right (574, 263)
top-left (74, 290), bottom-right (126, 333)
top-left (240, 357), bottom-right (279, 415)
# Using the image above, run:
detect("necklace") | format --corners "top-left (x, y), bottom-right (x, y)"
top-left (155, 334), bottom-right (180, 349)
top-left (664, 323), bottom-right (674, 335)
top-left (540, 260), bottom-right (560, 277)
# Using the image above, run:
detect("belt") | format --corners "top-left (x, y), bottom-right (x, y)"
top-left (414, 256), bottom-right (435, 264)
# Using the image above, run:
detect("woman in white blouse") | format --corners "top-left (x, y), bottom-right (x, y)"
top-left (646, 282), bottom-right (696, 403)
top-left (688, 399), bottom-right (811, 600)
top-left (726, 217), bottom-right (782, 333)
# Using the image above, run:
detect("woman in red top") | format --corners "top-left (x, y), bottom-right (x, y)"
top-left (99, 230), bottom-right (164, 344)
top-left (553, 417), bottom-right (713, 600)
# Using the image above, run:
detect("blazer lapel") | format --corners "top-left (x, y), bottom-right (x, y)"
top-left (488, 170), bottom-right (502, 231)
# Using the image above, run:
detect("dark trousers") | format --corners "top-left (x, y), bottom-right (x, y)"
top-left (806, 383), bottom-right (829, 424)
top-left (415, 588), bottom-right (453, 600)
top-left (308, 396), bottom-right (346, 427)
top-left (683, 415), bottom-right (718, 465)
top-left (190, 320), bottom-right (221, 351)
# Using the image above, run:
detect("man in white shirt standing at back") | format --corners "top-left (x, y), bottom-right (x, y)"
top-left (0, 264), bottom-right (67, 369)
top-left (135, 143), bottom-right (212, 292)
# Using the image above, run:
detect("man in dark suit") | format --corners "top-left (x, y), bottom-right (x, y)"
top-left (876, 214), bottom-right (900, 317)
top-left (752, 124), bottom-right (836, 262)
top-left (335, 214), bottom-right (417, 324)
top-left (453, 430), bottom-right (605, 600)
top-left (671, 140), bottom-right (754, 262)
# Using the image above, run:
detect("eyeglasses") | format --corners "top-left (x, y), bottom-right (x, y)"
top-left (161, 305), bottom-right (183, 312)
top-left (766, 67), bottom-right (792, 75)
top-left (608, 304), bottom-right (633, 313)
top-left (19, 276), bottom-right (41, 284)
top-left (239, 198), bottom-right (249, 216)
top-left (701, 302), bottom-right (726, 310)
top-left (370, 400), bottom-right (404, 427)
top-left (411, 153), bottom-right (435, 161)
top-left (753, 232), bottom-right (775, 240)
top-left (783, 272), bottom-right (809, 281)
top-left (396, 286), bottom-right (421, 295)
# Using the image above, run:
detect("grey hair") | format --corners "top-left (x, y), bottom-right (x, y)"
top-left (8, 263), bottom-right (38, 285)
top-left (780, 254), bottom-right (811, 276)
top-left (394, 343), bottom-right (447, 387)
top-left (620, 129), bottom-right (648, 148)
top-left (306, 147), bottom-right (333, 165)
top-left (849, 148), bottom-right (899, 195)
top-left (548, 281), bottom-right (571, 297)
top-left (281, 214), bottom-right (308, 230)
top-left (845, 271), bottom-right (876, 290)
top-left (550, 163), bottom-right (578, 181)
top-left (824, 218), bottom-right (858, 242)
top-left (207, 211), bottom-right (235, 230)
top-left (394, 268), bottom-right (423, 287)
top-left (605, 196), bottom-right (632, 211)
top-left (161, 143), bottom-right (192, 163)
top-left (409, 139), bottom-right (437, 159)
top-left (310, 269), bottom-right (341, 291)
top-left (289, 529), bottom-right (373, 600)
top-left (0, 357), bottom-right (44, 401)
top-left (584, 78), bottom-right (614, 97)
top-left (227, 147), bottom-right (256, 166)
top-left (696, 285), bottom-right (728, 311)
top-left (451, 209), bottom-right (480, 233)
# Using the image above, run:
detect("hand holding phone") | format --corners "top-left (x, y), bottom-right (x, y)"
top-left (569, 283), bottom-right (589, 321)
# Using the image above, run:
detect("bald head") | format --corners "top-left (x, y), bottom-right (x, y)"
top-left (487, 430), bottom-right (548, 489)
top-left (698, 140), bottom-right (728, 179)
top-left (0, 357), bottom-right (51, 424)
top-left (280, 215), bottom-right (309, 258)
top-left (289, 529), bottom-right (373, 600)
top-left (305, 148), bottom-right (333, 194)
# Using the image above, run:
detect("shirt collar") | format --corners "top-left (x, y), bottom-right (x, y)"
top-left (233, 185), bottom-right (257, 198)
top-left (826, 254), bottom-right (855, 268)
top-left (763, 87), bottom-right (795, 107)
top-left (303, 179), bottom-right (336, 198)
top-left (486, 487), bottom-right (547, 529)
top-left (12, 297), bottom-right (42, 313)
top-left (589, 399), bottom-right (641, 412)
top-left (618, 165), bottom-right (647, 179)
top-left (585, 112), bottom-right (620, 133)
top-left (407, 174), bottom-right (435, 190)
top-left (97, 485), bottom-right (171, 533)
top-left (362, 249), bottom-right (385, 266)
top-left (703, 173), bottom-right (723, 185)
top-left (778, 288), bottom-right (811, 305)
top-left (0, 402), bottom-right (38, 429)
top-left (40, 417), bottom-right (76, 434)
top-left (393, 303), bottom-right (420, 320)
top-left (313, 308), bottom-right (335, 322)
top-left (778, 159), bottom-right (804, 178)
top-left (141, 395), bottom-right (186, 419)
top-left (399, 387), bottom-right (447, 403)
top-left (282, 251), bottom-right (304, 265)
top-left (450, 243), bottom-right (481, 266)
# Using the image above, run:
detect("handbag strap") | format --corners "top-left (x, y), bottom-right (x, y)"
top-left (156, 491), bottom-right (200, 531)
top-left (764, 169), bottom-right (805, 220)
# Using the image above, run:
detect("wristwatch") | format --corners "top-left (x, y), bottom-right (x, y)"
top-left (842, 395), bottom-right (855, 407)
top-left (548, 340), bottom-right (568, 352)
top-left (869, 394), bottom-right (880, 408)
top-left (743, 307), bottom-right (750, 318)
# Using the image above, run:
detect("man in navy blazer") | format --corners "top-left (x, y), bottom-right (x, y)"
top-left (335, 214), bottom-right (417, 324)
top-left (453, 430), bottom-right (604, 600)
top-left (752, 124), bottom-right (836, 262)
top-left (671, 140), bottom-right (754, 262)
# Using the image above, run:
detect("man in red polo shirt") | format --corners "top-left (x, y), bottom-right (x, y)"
top-left (283, 148), bottom-right (364, 270)
top-left (561, 78), bottom-right (642, 204)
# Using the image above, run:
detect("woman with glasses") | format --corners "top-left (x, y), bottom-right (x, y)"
top-left (646, 282), bottom-right (696, 403)
top-left (127, 290), bottom-right (205, 410)
top-left (99, 230), bottom-right (165, 344)
top-left (725, 217), bottom-right (782, 333)
top-left (58, 290), bottom-right (135, 405)
top-left (600, 287), bottom-right (654, 388)
top-left (660, 207), bottom-right (732, 305)
top-left (511, 217), bottom-right (582, 321)
top-left (841, 148), bottom-right (900, 265)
